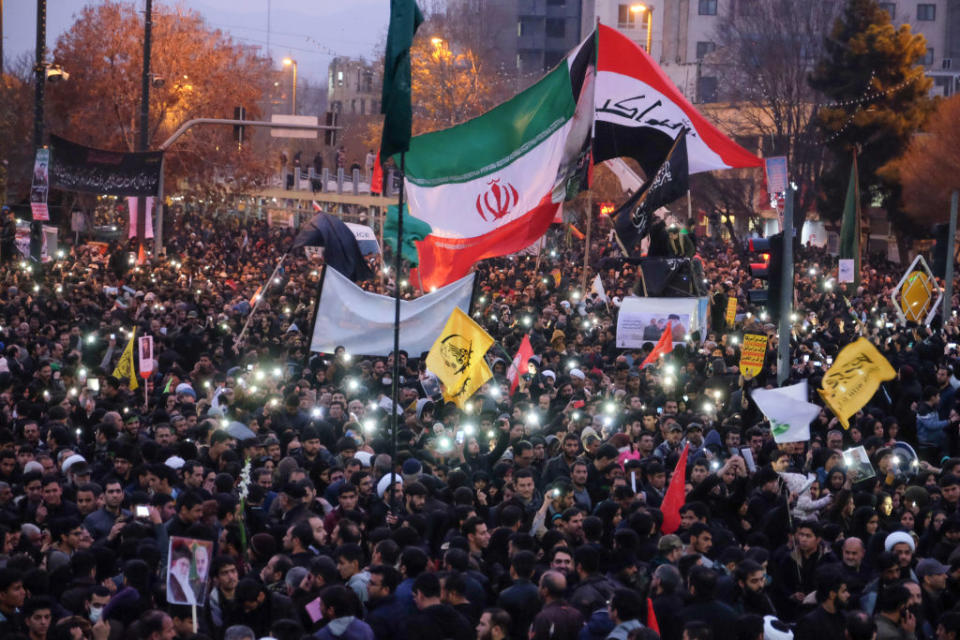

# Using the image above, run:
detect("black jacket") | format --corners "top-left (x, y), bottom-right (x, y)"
top-left (569, 574), bottom-right (618, 618)
top-left (497, 578), bottom-right (541, 640)
top-left (405, 603), bottom-right (473, 640)
top-left (794, 605), bottom-right (845, 640)
top-left (680, 597), bottom-right (739, 640)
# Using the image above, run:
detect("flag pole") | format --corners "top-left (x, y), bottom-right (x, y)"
top-left (235, 252), bottom-right (287, 352)
top-left (580, 191), bottom-right (593, 294)
top-left (390, 153), bottom-right (405, 511)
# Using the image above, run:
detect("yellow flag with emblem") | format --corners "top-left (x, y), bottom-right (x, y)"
top-left (112, 328), bottom-right (139, 391)
top-left (817, 337), bottom-right (894, 428)
top-left (426, 307), bottom-right (494, 408)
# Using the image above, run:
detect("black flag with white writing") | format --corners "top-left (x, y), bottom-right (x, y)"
top-left (613, 130), bottom-right (689, 256)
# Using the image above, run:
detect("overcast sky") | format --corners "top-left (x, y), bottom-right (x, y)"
top-left (3, 0), bottom-right (389, 84)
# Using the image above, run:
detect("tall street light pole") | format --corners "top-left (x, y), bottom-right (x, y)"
top-left (31, 0), bottom-right (46, 263)
top-left (630, 4), bottom-right (653, 54)
top-left (137, 0), bottom-right (153, 248)
top-left (282, 57), bottom-right (297, 115)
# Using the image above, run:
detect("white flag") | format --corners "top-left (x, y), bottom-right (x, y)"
top-left (590, 274), bottom-right (609, 304)
top-left (310, 268), bottom-right (475, 356)
top-left (751, 380), bottom-right (820, 444)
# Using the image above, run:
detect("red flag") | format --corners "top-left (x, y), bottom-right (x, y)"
top-left (408, 268), bottom-right (425, 295)
top-left (136, 244), bottom-right (147, 266)
top-left (371, 151), bottom-right (383, 194)
top-left (660, 443), bottom-right (689, 534)
top-left (640, 321), bottom-right (673, 368)
top-left (646, 598), bottom-right (660, 635)
top-left (312, 201), bottom-right (322, 213)
top-left (507, 335), bottom-right (534, 393)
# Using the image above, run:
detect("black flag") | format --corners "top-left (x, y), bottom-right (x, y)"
top-left (293, 212), bottom-right (374, 282)
top-left (613, 130), bottom-right (689, 256)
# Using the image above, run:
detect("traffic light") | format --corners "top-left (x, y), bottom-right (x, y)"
top-left (233, 106), bottom-right (246, 147)
top-left (746, 232), bottom-right (784, 322)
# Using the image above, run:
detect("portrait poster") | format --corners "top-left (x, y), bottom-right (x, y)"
top-left (615, 297), bottom-right (702, 348)
top-left (166, 536), bottom-right (212, 605)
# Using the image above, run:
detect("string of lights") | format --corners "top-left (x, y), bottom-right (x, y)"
top-left (818, 73), bottom-right (920, 142)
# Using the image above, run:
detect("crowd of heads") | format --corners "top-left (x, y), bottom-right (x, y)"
top-left (0, 208), bottom-right (957, 640)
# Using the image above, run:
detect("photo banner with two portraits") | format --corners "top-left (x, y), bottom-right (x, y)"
top-left (166, 536), bottom-right (213, 605)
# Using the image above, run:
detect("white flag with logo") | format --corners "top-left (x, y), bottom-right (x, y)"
top-left (590, 274), bottom-right (609, 304)
top-left (751, 380), bottom-right (820, 444)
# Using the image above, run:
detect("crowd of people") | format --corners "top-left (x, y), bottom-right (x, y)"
top-left (0, 205), bottom-right (956, 640)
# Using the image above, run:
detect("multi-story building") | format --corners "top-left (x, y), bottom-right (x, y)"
top-left (516, 0), bottom-right (587, 74)
top-left (594, 0), bottom-right (960, 100)
top-left (327, 57), bottom-right (381, 116)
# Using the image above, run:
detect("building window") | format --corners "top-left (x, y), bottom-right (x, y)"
top-left (923, 47), bottom-right (935, 66)
top-left (917, 3), bottom-right (935, 20)
top-left (699, 0), bottom-right (718, 15)
top-left (337, 70), bottom-right (344, 87)
top-left (698, 76), bottom-right (719, 103)
top-left (351, 99), bottom-right (356, 114)
top-left (696, 41), bottom-right (716, 59)
top-left (547, 0), bottom-right (565, 5)
top-left (546, 18), bottom-right (566, 38)
top-left (618, 4), bottom-right (636, 28)
top-left (878, 2), bottom-right (895, 19)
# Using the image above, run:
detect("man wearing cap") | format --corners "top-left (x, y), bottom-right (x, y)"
top-left (918, 557), bottom-right (950, 635)
top-left (654, 421), bottom-right (684, 460)
top-left (652, 534), bottom-right (684, 569)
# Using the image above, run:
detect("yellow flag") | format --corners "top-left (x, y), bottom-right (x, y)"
top-left (818, 337), bottom-right (894, 429)
top-left (426, 307), bottom-right (494, 408)
top-left (112, 328), bottom-right (139, 391)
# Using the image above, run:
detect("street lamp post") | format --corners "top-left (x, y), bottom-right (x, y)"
top-left (630, 4), bottom-right (653, 55)
top-left (282, 57), bottom-right (297, 115)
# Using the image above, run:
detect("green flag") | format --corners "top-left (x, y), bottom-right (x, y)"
top-left (385, 204), bottom-right (431, 265)
top-left (380, 0), bottom-right (424, 159)
top-left (839, 153), bottom-right (860, 286)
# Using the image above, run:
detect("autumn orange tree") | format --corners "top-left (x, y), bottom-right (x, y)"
top-left (882, 95), bottom-right (960, 225)
top-left (45, 2), bottom-right (273, 201)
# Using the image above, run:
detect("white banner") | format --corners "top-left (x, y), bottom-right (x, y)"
top-left (310, 268), bottom-right (475, 356)
top-left (615, 296), bottom-right (706, 348)
top-left (752, 380), bottom-right (820, 444)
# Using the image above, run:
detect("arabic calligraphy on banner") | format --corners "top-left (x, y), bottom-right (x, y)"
top-left (818, 338), bottom-right (895, 429)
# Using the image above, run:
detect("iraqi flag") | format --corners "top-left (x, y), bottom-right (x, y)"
top-left (594, 24), bottom-right (761, 176)
top-left (404, 31), bottom-right (597, 290)
top-left (507, 335), bottom-right (534, 393)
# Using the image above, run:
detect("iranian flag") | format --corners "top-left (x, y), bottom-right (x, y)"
top-left (594, 24), bottom-right (761, 176)
top-left (404, 32), bottom-right (596, 290)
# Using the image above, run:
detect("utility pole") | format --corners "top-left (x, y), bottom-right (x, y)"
top-left (945, 191), bottom-right (958, 321)
top-left (136, 0), bottom-right (153, 249)
top-left (777, 186), bottom-right (795, 385)
top-left (31, 0), bottom-right (46, 263)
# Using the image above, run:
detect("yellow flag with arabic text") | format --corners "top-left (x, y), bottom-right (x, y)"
top-left (112, 328), bottom-right (139, 391)
top-left (426, 307), bottom-right (494, 408)
top-left (817, 337), bottom-right (894, 429)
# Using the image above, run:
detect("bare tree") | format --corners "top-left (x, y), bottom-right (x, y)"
top-left (712, 0), bottom-right (841, 229)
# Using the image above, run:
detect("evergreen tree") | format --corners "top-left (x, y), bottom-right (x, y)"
top-left (809, 0), bottom-right (933, 222)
